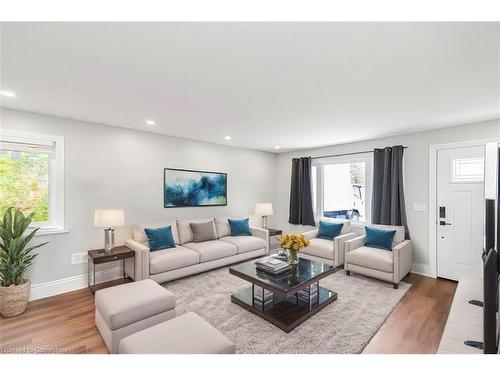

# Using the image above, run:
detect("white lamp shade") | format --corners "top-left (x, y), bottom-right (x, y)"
top-left (94, 209), bottom-right (125, 228)
top-left (255, 203), bottom-right (273, 216)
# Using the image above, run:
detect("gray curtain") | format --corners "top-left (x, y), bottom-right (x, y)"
top-left (289, 157), bottom-right (316, 226)
top-left (372, 146), bottom-right (410, 238)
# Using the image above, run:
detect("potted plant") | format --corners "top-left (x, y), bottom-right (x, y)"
top-left (279, 233), bottom-right (310, 265)
top-left (0, 207), bottom-right (48, 317)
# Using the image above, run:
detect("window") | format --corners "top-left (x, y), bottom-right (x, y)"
top-left (451, 158), bottom-right (484, 183)
top-left (312, 155), bottom-right (372, 223)
top-left (0, 130), bottom-right (64, 233)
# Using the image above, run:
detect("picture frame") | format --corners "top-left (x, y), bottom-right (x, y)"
top-left (163, 168), bottom-right (228, 208)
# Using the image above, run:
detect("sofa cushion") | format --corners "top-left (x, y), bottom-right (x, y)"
top-left (345, 246), bottom-right (394, 273)
top-left (228, 218), bottom-right (252, 236)
top-left (183, 240), bottom-right (237, 262)
top-left (366, 224), bottom-right (405, 246)
top-left (301, 238), bottom-right (334, 259)
top-left (220, 235), bottom-right (266, 254)
top-left (177, 218), bottom-right (216, 244)
top-left (214, 217), bottom-right (231, 238)
top-left (317, 220), bottom-right (343, 240)
top-left (134, 221), bottom-right (180, 246)
top-left (190, 221), bottom-right (217, 243)
top-left (320, 217), bottom-right (351, 234)
top-left (95, 279), bottom-right (176, 330)
top-left (119, 312), bottom-right (236, 354)
top-left (144, 226), bottom-right (176, 251)
top-left (150, 246), bottom-right (200, 274)
top-left (364, 226), bottom-right (396, 251)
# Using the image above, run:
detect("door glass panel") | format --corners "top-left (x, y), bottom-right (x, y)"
top-left (451, 158), bottom-right (484, 183)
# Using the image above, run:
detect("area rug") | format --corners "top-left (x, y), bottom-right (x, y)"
top-left (163, 266), bottom-right (411, 354)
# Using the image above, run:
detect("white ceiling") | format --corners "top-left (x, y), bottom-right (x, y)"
top-left (1, 22), bottom-right (499, 152)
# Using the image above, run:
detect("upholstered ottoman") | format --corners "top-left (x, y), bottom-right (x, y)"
top-left (95, 279), bottom-right (176, 353)
top-left (118, 312), bottom-right (236, 354)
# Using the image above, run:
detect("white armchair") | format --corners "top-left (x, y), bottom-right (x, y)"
top-left (344, 224), bottom-right (412, 288)
top-left (299, 219), bottom-right (358, 267)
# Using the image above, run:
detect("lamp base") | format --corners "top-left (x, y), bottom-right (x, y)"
top-left (104, 228), bottom-right (115, 253)
top-left (262, 216), bottom-right (268, 229)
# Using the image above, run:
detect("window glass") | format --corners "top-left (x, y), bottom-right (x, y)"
top-left (451, 158), bottom-right (484, 183)
top-left (323, 162), bottom-right (366, 221)
top-left (0, 149), bottom-right (50, 222)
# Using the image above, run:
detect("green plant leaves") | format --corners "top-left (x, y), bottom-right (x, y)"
top-left (0, 207), bottom-right (48, 286)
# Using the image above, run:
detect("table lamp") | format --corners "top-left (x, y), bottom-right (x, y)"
top-left (255, 203), bottom-right (273, 229)
top-left (94, 209), bottom-right (125, 253)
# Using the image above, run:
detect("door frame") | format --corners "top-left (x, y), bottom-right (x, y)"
top-left (428, 138), bottom-right (500, 278)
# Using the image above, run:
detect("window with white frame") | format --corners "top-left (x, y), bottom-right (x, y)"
top-left (0, 130), bottom-right (64, 232)
top-left (312, 154), bottom-right (372, 223)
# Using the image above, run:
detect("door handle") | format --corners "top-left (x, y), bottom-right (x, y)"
top-left (439, 221), bottom-right (452, 226)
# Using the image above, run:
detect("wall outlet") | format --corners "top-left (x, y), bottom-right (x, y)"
top-left (71, 252), bottom-right (88, 265)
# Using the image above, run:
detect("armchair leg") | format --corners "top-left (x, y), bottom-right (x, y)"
top-left (345, 270), bottom-right (350, 276)
top-left (393, 283), bottom-right (398, 289)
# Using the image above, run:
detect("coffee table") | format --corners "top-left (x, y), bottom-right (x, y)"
top-left (229, 258), bottom-right (338, 332)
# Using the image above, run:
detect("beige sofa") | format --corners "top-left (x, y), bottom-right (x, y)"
top-left (344, 224), bottom-right (412, 288)
top-left (300, 218), bottom-right (358, 267)
top-left (125, 217), bottom-right (268, 283)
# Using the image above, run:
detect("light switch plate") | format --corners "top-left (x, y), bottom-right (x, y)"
top-left (413, 203), bottom-right (427, 212)
top-left (71, 252), bottom-right (88, 265)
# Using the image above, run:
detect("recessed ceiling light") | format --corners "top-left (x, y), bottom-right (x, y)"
top-left (224, 136), bottom-right (231, 140)
top-left (274, 146), bottom-right (281, 150)
top-left (145, 120), bottom-right (155, 125)
top-left (0, 90), bottom-right (17, 98)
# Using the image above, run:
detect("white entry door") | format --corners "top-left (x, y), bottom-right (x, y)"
top-left (437, 146), bottom-right (485, 281)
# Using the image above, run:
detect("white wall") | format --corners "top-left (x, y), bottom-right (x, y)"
top-left (2, 106), bottom-right (498, 297)
top-left (0, 108), bottom-right (277, 298)
top-left (275, 119), bottom-right (500, 276)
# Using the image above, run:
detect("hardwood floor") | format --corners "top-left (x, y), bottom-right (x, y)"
top-left (363, 273), bottom-right (457, 353)
top-left (0, 274), bottom-right (456, 354)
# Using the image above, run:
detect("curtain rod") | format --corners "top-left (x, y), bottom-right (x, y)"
top-left (309, 146), bottom-right (407, 160)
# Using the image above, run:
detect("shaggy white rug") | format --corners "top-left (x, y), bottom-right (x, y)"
top-left (163, 265), bottom-right (410, 354)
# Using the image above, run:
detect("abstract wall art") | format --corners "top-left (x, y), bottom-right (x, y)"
top-left (163, 168), bottom-right (227, 207)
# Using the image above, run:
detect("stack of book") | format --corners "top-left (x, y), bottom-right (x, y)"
top-left (255, 256), bottom-right (291, 275)
top-left (298, 283), bottom-right (319, 307)
top-left (253, 287), bottom-right (274, 310)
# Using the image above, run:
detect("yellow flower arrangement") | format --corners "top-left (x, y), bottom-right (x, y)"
top-left (279, 233), bottom-right (310, 252)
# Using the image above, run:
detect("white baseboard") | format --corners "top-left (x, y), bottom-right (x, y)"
top-left (29, 267), bottom-right (124, 301)
top-left (411, 262), bottom-right (433, 278)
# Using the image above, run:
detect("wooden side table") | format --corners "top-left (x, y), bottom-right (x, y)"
top-left (266, 228), bottom-right (282, 252)
top-left (87, 246), bottom-right (135, 294)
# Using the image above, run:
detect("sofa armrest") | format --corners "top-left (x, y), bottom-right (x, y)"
top-left (250, 226), bottom-right (269, 254)
top-left (344, 235), bottom-right (365, 253)
top-left (393, 240), bottom-right (412, 283)
top-left (302, 229), bottom-right (318, 240)
top-left (333, 232), bottom-right (359, 267)
top-left (125, 239), bottom-right (151, 281)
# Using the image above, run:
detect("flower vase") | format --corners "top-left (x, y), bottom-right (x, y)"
top-left (287, 249), bottom-right (299, 265)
